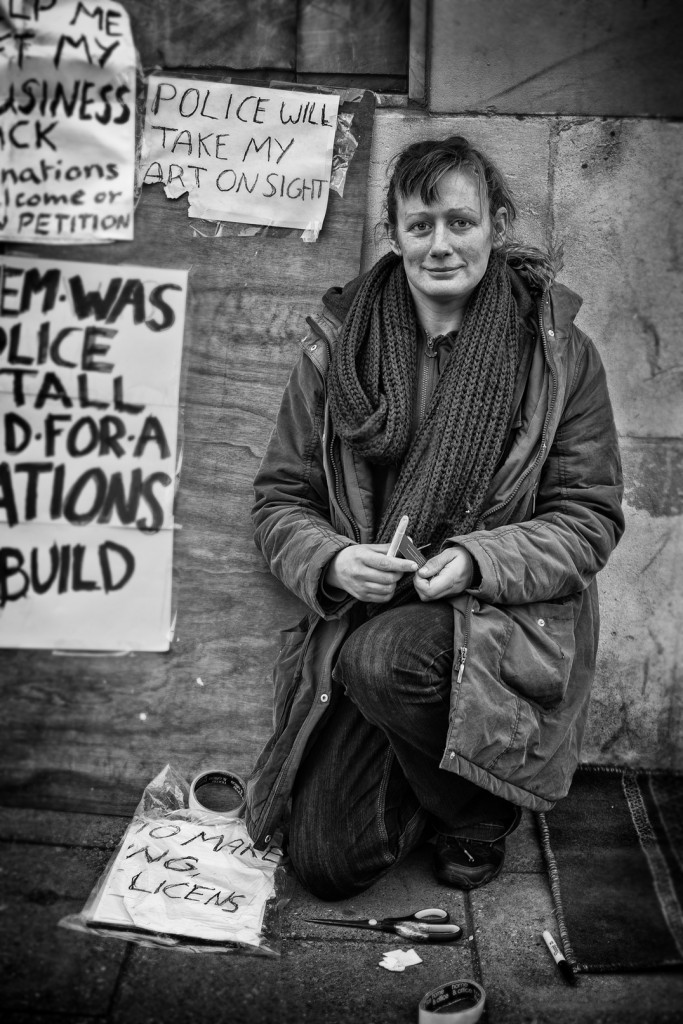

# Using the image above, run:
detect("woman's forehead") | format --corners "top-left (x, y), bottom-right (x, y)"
top-left (398, 168), bottom-right (483, 214)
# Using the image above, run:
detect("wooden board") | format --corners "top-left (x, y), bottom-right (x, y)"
top-left (0, 90), bottom-right (376, 816)
top-left (124, 0), bottom-right (298, 72)
top-left (298, 0), bottom-right (409, 75)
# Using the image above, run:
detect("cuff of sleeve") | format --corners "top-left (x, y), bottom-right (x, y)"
top-left (445, 534), bottom-right (499, 601)
top-left (314, 541), bottom-right (355, 617)
top-left (467, 558), bottom-right (482, 591)
top-left (462, 540), bottom-right (500, 600)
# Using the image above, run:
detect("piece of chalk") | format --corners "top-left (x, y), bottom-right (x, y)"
top-left (387, 515), bottom-right (409, 557)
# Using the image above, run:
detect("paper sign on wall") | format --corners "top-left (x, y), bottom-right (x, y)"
top-left (0, 0), bottom-right (136, 242)
top-left (0, 256), bottom-right (187, 651)
top-left (141, 76), bottom-right (339, 235)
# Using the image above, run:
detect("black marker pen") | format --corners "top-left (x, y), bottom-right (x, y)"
top-left (542, 929), bottom-right (577, 986)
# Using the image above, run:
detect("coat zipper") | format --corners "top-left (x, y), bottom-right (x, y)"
top-left (456, 595), bottom-right (473, 686)
top-left (477, 300), bottom-right (558, 527)
top-left (419, 334), bottom-right (438, 422)
top-left (328, 433), bottom-right (361, 543)
top-left (306, 323), bottom-right (361, 545)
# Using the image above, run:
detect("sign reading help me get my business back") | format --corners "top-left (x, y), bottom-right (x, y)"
top-left (0, 0), bottom-right (136, 242)
top-left (141, 76), bottom-right (340, 234)
top-left (0, 256), bottom-right (187, 651)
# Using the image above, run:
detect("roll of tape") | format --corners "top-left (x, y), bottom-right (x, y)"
top-left (418, 980), bottom-right (485, 1024)
top-left (188, 769), bottom-right (246, 818)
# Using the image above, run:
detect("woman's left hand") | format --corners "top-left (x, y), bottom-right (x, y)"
top-left (413, 545), bottom-right (474, 602)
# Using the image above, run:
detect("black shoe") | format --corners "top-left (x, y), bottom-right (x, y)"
top-left (433, 806), bottom-right (522, 891)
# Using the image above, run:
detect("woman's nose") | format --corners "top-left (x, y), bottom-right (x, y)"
top-left (429, 224), bottom-right (453, 256)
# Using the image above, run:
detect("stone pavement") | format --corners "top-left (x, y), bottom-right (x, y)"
top-left (2, 805), bottom-right (682, 1024)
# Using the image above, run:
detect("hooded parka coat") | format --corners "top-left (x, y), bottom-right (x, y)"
top-left (245, 260), bottom-right (624, 850)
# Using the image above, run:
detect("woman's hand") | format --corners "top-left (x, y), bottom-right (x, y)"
top-left (413, 545), bottom-right (474, 602)
top-left (326, 544), bottom-right (417, 603)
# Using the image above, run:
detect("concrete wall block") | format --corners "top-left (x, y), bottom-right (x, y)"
top-left (428, 0), bottom-right (683, 116)
top-left (584, 508), bottom-right (683, 770)
top-left (621, 438), bottom-right (683, 518)
top-left (361, 111), bottom-right (552, 269)
top-left (550, 119), bottom-right (683, 767)
top-left (551, 118), bottom-right (683, 438)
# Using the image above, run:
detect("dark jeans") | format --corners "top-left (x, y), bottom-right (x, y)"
top-left (288, 601), bottom-right (515, 899)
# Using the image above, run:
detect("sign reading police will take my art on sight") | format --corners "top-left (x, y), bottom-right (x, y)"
top-left (141, 76), bottom-right (340, 235)
top-left (0, 255), bottom-right (187, 651)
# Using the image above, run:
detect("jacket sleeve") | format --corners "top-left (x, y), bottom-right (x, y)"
top-left (251, 347), bottom-right (355, 617)
top-left (456, 333), bottom-right (625, 605)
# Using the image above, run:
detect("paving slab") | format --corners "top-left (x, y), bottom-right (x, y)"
top-left (471, 870), bottom-right (683, 1023)
top-left (5, 1015), bottom-right (103, 1024)
top-left (505, 810), bottom-right (544, 875)
top-left (0, 807), bottom-right (128, 849)
top-left (0, 842), bottom-right (126, 1017)
top-left (285, 843), bottom-right (469, 941)
top-left (113, 935), bottom-right (475, 1024)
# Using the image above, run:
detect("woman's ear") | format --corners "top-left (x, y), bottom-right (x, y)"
top-left (387, 224), bottom-right (401, 257)
top-left (491, 207), bottom-right (509, 250)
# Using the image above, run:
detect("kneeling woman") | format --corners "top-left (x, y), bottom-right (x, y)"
top-left (245, 135), bottom-right (624, 899)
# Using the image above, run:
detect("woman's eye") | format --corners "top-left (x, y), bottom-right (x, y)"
top-left (408, 221), bottom-right (430, 233)
top-left (451, 218), bottom-right (470, 229)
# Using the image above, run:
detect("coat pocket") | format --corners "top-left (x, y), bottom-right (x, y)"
top-left (272, 616), bottom-right (311, 731)
top-left (500, 599), bottom-right (577, 711)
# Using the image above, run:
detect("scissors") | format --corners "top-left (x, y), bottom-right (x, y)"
top-left (304, 907), bottom-right (462, 943)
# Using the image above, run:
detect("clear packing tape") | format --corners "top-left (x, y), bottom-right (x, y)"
top-left (60, 764), bottom-right (291, 955)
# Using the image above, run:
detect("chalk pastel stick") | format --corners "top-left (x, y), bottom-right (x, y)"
top-left (387, 515), bottom-right (409, 558)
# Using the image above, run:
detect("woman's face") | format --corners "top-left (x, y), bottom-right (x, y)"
top-left (388, 169), bottom-right (507, 313)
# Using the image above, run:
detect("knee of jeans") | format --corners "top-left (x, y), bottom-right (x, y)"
top-left (288, 831), bottom-right (376, 901)
top-left (333, 628), bottom-right (394, 708)
top-left (291, 856), bottom-right (364, 901)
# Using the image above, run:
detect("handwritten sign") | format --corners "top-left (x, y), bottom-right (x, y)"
top-left (86, 812), bottom-right (282, 945)
top-left (141, 76), bottom-right (339, 235)
top-left (0, 255), bottom-right (187, 650)
top-left (0, 0), bottom-right (136, 242)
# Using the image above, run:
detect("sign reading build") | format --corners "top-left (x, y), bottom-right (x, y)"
top-left (141, 76), bottom-right (340, 235)
top-left (0, 256), bottom-right (187, 651)
top-left (0, 0), bottom-right (136, 242)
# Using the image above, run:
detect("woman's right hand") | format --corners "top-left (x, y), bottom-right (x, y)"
top-left (325, 544), bottom-right (418, 603)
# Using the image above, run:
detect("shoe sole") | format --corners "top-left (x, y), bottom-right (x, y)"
top-left (435, 857), bottom-right (505, 892)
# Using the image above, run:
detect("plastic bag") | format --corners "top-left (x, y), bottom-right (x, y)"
top-left (60, 764), bottom-right (291, 956)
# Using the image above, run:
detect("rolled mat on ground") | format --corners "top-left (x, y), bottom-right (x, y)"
top-left (537, 765), bottom-right (683, 974)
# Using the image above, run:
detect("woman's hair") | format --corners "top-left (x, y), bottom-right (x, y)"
top-left (384, 135), bottom-right (517, 234)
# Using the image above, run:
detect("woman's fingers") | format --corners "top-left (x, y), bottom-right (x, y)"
top-left (326, 544), bottom-right (418, 600)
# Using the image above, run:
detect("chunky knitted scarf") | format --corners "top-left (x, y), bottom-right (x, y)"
top-left (327, 250), bottom-right (519, 555)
